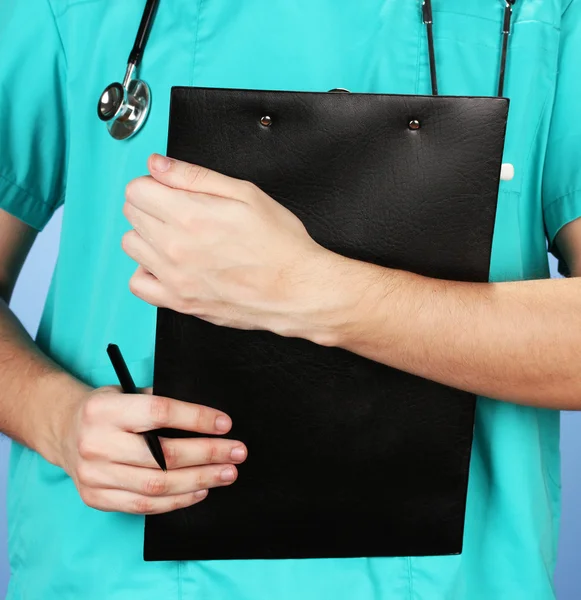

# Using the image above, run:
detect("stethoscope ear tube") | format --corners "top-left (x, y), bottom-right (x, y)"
top-left (422, 1), bottom-right (438, 96)
top-left (422, 0), bottom-right (516, 98)
top-left (498, 0), bottom-right (515, 96)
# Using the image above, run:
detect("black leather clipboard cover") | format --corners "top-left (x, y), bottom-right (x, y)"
top-left (145, 87), bottom-right (509, 561)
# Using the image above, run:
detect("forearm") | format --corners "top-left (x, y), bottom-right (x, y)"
top-left (0, 298), bottom-right (89, 463)
top-left (316, 256), bottom-right (581, 408)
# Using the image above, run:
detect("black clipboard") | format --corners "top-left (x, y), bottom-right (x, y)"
top-left (145, 87), bottom-right (508, 561)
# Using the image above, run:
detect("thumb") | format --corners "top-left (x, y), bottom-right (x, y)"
top-left (147, 153), bottom-right (245, 200)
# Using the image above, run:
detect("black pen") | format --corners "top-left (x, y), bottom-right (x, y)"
top-left (106, 344), bottom-right (167, 472)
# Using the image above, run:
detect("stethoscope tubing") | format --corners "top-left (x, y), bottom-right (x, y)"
top-left (127, 0), bottom-right (161, 68)
top-left (99, 0), bottom-right (516, 140)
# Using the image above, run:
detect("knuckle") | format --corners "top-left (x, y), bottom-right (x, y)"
top-left (125, 177), bottom-right (144, 202)
top-left (200, 439), bottom-right (218, 464)
top-left (162, 441), bottom-right (179, 469)
top-left (121, 231), bottom-right (130, 252)
top-left (171, 495), bottom-right (189, 512)
top-left (131, 497), bottom-right (154, 514)
top-left (121, 229), bottom-right (137, 252)
top-left (240, 180), bottom-right (259, 200)
top-left (128, 275), bottom-right (140, 296)
top-left (143, 475), bottom-right (167, 497)
top-left (169, 276), bottom-right (199, 309)
top-left (125, 176), bottom-right (154, 202)
top-left (193, 490), bottom-right (208, 504)
top-left (170, 295), bottom-right (201, 318)
top-left (77, 462), bottom-right (88, 486)
top-left (148, 396), bottom-right (171, 428)
top-left (81, 396), bottom-right (101, 424)
top-left (193, 469), bottom-right (207, 490)
top-left (78, 485), bottom-right (97, 508)
top-left (167, 268), bottom-right (189, 293)
top-left (189, 405), bottom-right (203, 430)
top-left (76, 435), bottom-right (99, 461)
top-left (165, 239), bottom-right (185, 264)
top-left (122, 200), bottom-right (139, 224)
top-left (122, 201), bottom-right (131, 220)
top-left (242, 179), bottom-right (257, 193)
top-left (181, 208), bottom-right (200, 232)
top-left (184, 164), bottom-right (209, 187)
top-left (173, 296), bottom-right (196, 316)
top-left (76, 461), bottom-right (93, 485)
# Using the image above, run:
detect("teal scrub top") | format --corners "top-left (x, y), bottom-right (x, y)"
top-left (1, 1), bottom-right (581, 598)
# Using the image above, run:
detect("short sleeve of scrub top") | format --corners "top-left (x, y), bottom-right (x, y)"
top-left (0, 0), bottom-right (67, 230)
top-left (542, 0), bottom-right (581, 275)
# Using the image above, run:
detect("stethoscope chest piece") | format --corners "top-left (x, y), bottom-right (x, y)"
top-left (98, 0), bottom-right (159, 140)
top-left (97, 76), bottom-right (151, 140)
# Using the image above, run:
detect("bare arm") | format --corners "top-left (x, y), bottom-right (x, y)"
top-left (0, 209), bottom-right (86, 464)
top-left (319, 219), bottom-right (581, 408)
top-left (0, 208), bottom-right (246, 514)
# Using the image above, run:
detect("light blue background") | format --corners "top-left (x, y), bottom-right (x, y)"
top-left (0, 209), bottom-right (579, 598)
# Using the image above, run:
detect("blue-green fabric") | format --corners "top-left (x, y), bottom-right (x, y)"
top-left (1, 1), bottom-right (581, 598)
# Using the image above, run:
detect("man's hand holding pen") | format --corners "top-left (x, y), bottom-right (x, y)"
top-left (57, 386), bottom-right (247, 514)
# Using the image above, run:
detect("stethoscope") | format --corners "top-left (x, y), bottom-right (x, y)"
top-left (97, 0), bottom-right (160, 140)
top-left (98, 0), bottom-right (516, 142)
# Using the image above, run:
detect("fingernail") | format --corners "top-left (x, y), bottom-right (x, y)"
top-left (151, 154), bottom-right (171, 172)
top-left (215, 416), bottom-right (231, 433)
top-left (230, 446), bottom-right (246, 462)
top-left (194, 489), bottom-right (208, 499)
top-left (220, 467), bottom-right (236, 482)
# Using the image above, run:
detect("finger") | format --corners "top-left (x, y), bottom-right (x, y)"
top-left (121, 230), bottom-right (164, 278)
top-left (125, 176), bottom-right (194, 226)
top-left (123, 200), bottom-right (170, 252)
top-left (148, 154), bottom-right (250, 201)
top-left (97, 392), bottom-right (233, 435)
top-left (82, 487), bottom-right (209, 515)
top-left (109, 433), bottom-right (248, 469)
top-left (128, 266), bottom-right (175, 308)
top-left (126, 174), bottom-right (246, 232)
top-left (79, 461), bottom-right (238, 497)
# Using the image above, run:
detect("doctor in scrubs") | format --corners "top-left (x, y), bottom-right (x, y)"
top-left (1, 1), bottom-right (580, 599)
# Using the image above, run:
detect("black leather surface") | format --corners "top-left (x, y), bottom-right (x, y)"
top-left (145, 87), bottom-right (509, 561)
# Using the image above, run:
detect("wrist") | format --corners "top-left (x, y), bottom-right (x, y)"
top-left (297, 251), bottom-right (397, 349)
top-left (29, 370), bottom-right (90, 468)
